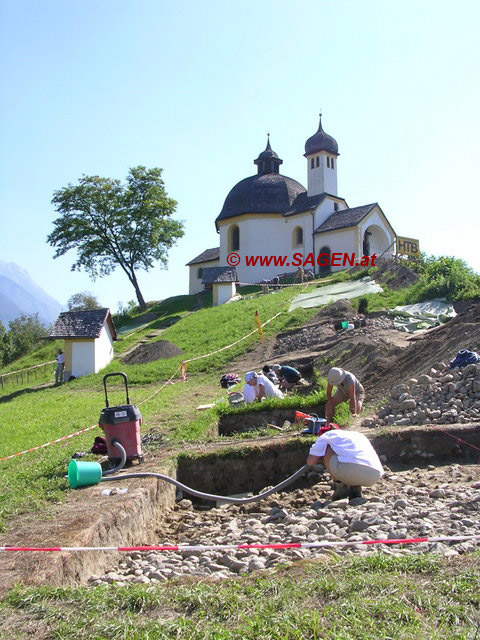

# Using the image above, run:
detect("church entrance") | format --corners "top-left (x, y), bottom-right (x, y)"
top-left (318, 246), bottom-right (331, 275)
top-left (362, 225), bottom-right (390, 258)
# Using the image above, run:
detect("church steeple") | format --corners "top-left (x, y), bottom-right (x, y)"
top-left (304, 113), bottom-right (339, 196)
top-left (254, 135), bottom-right (283, 176)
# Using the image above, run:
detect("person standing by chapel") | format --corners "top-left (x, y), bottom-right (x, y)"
top-left (55, 348), bottom-right (65, 384)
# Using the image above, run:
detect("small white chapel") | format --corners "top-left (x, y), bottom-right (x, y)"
top-left (186, 114), bottom-right (396, 295)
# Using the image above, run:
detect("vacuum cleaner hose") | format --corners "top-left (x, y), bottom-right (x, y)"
top-left (102, 439), bottom-right (127, 476)
top-left (100, 441), bottom-right (309, 504)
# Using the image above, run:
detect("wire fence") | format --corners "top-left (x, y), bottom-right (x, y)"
top-left (0, 360), bottom-right (55, 392)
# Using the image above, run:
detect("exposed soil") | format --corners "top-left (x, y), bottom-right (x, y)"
top-left (122, 339), bottom-right (184, 365)
top-left (228, 298), bottom-right (480, 402)
top-left (371, 260), bottom-right (420, 290)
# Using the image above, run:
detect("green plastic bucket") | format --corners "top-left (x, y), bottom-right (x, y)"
top-left (68, 459), bottom-right (102, 488)
top-left (340, 321), bottom-right (349, 329)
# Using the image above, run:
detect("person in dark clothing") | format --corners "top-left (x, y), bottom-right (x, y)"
top-left (262, 365), bottom-right (279, 385)
top-left (273, 364), bottom-right (302, 390)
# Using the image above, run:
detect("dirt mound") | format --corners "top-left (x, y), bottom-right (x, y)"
top-left (123, 340), bottom-right (184, 364)
top-left (373, 261), bottom-right (419, 290)
top-left (314, 301), bottom-right (480, 398)
top-left (312, 298), bottom-right (356, 320)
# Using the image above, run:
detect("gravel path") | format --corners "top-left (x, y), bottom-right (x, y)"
top-left (89, 462), bottom-right (480, 586)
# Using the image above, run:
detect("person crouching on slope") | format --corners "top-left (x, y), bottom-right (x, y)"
top-left (306, 424), bottom-right (383, 504)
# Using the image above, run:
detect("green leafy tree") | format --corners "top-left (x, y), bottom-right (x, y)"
top-left (47, 166), bottom-right (184, 311)
top-left (67, 291), bottom-right (102, 311)
top-left (7, 314), bottom-right (47, 361)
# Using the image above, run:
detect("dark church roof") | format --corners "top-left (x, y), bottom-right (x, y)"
top-left (186, 247), bottom-right (220, 266)
top-left (284, 193), bottom-right (348, 217)
top-left (216, 173), bottom-right (306, 223)
top-left (49, 308), bottom-right (117, 340)
top-left (201, 266), bottom-right (238, 284)
top-left (305, 115), bottom-right (339, 157)
top-left (315, 203), bottom-right (378, 234)
top-left (216, 138), bottom-right (307, 225)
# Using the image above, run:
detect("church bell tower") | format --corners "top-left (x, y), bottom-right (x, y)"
top-left (304, 114), bottom-right (339, 197)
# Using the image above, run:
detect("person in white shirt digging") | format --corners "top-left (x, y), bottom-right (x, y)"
top-left (306, 423), bottom-right (384, 504)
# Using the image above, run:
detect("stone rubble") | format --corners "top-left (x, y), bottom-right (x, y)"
top-left (88, 463), bottom-right (480, 586)
top-left (362, 362), bottom-right (480, 428)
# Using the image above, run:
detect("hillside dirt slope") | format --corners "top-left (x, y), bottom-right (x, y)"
top-left (230, 298), bottom-right (480, 400)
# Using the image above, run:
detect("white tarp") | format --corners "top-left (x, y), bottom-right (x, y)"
top-left (289, 277), bottom-right (383, 311)
top-left (391, 298), bottom-right (456, 332)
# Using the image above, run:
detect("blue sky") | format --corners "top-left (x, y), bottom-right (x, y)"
top-left (1, 0), bottom-right (479, 312)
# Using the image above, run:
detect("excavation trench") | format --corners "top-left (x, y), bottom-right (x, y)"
top-left (1, 423), bottom-right (479, 591)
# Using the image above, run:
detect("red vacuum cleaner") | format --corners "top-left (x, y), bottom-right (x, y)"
top-left (99, 372), bottom-right (143, 464)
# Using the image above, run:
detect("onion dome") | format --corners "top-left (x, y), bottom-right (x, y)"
top-left (304, 114), bottom-right (339, 156)
top-left (216, 137), bottom-right (306, 223)
top-left (254, 135), bottom-right (283, 175)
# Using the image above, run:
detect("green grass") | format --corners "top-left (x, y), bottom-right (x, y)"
top-left (0, 280), bottom-right (346, 529)
top-left (2, 554), bottom-right (479, 639)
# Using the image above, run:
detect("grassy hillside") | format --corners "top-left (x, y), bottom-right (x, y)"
top-left (0, 282), bottom-right (323, 528)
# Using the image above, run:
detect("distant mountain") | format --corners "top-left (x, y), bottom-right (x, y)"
top-left (0, 261), bottom-right (63, 328)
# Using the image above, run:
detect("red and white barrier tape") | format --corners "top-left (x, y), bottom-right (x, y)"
top-left (181, 312), bottom-right (283, 365)
top-left (0, 424), bottom-right (98, 463)
top-left (1, 534), bottom-right (479, 553)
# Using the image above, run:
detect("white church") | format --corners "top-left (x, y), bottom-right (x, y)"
top-left (187, 115), bottom-right (396, 295)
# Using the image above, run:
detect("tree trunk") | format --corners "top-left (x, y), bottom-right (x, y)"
top-left (129, 271), bottom-right (147, 311)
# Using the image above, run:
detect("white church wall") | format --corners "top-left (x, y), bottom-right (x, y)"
top-left (219, 213), bottom-right (314, 283)
top-left (314, 227), bottom-right (357, 272)
top-left (189, 259), bottom-right (220, 294)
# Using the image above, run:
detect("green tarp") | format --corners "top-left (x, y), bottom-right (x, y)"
top-left (288, 277), bottom-right (383, 311)
top-left (391, 299), bottom-right (456, 333)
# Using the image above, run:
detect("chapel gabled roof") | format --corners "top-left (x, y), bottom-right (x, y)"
top-left (186, 247), bottom-right (220, 266)
top-left (314, 203), bottom-right (378, 234)
top-left (49, 308), bottom-right (117, 340)
top-left (201, 266), bottom-right (238, 284)
top-left (284, 192), bottom-right (348, 217)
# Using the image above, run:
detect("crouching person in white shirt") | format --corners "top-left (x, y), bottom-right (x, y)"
top-left (306, 424), bottom-right (383, 504)
top-left (244, 371), bottom-right (284, 402)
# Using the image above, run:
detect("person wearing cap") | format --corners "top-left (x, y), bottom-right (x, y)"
top-left (306, 424), bottom-right (384, 503)
top-left (326, 367), bottom-right (365, 422)
top-left (262, 365), bottom-right (279, 385)
top-left (244, 371), bottom-right (284, 402)
top-left (274, 364), bottom-right (302, 390)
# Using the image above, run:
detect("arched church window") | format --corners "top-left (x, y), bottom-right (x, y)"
top-left (331, 158), bottom-right (335, 169)
top-left (229, 225), bottom-right (240, 252)
top-left (292, 226), bottom-right (303, 248)
top-left (315, 156), bottom-right (319, 167)
top-left (311, 158), bottom-right (314, 169)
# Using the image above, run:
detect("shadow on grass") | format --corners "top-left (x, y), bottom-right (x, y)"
top-left (0, 382), bottom-right (59, 404)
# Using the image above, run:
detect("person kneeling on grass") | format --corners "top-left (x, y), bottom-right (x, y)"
top-left (244, 371), bottom-right (284, 402)
top-left (326, 367), bottom-right (364, 421)
top-left (306, 424), bottom-right (383, 504)
top-left (272, 364), bottom-right (302, 390)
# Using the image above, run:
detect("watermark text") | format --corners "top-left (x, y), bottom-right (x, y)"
top-left (226, 252), bottom-right (377, 268)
